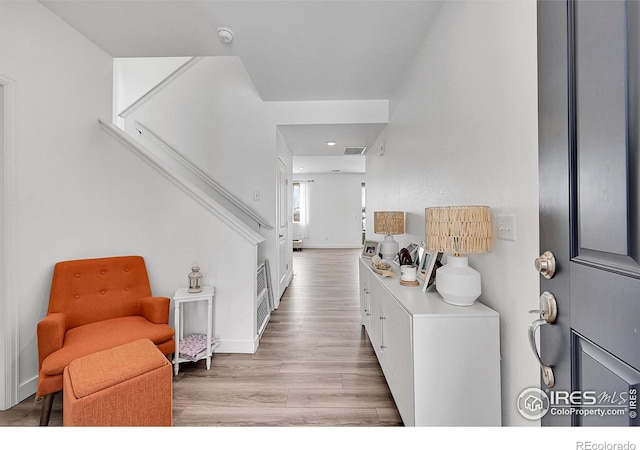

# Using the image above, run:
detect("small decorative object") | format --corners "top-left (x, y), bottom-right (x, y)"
top-left (371, 255), bottom-right (394, 277)
top-left (398, 248), bottom-right (413, 266)
top-left (188, 264), bottom-right (203, 293)
top-left (400, 265), bottom-right (417, 282)
top-left (399, 265), bottom-right (419, 286)
top-left (374, 211), bottom-right (405, 260)
top-left (405, 243), bottom-right (419, 264)
top-left (362, 239), bottom-right (381, 258)
top-left (426, 205), bottom-right (493, 306)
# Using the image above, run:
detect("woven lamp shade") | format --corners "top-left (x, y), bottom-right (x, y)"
top-left (374, 211), bottom-right (405, 236)
top-left (425, 206), bottom-right (493, 255)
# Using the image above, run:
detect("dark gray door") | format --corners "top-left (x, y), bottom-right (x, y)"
top-left (537, 0), bottom-right (640, 426)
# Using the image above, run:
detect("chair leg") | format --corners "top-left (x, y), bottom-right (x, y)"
top-left (39, 392), bottom-right (55, 426)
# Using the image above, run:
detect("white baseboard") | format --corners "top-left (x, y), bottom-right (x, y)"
top-left (18, 376), bottom-right (37, 403)
top-left (215, 339), bottom-right (257, 354)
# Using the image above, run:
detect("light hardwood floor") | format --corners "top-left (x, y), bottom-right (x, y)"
top-left (0, 248), bottom-right (402, 427)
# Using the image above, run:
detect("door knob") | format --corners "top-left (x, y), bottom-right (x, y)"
top-left (535, 251), bottom-right (556, 279)
top-left (528, 291), bottom-right (558, 388)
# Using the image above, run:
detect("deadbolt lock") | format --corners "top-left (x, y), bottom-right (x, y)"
top-left (535, 251), bottom-right (556, 279)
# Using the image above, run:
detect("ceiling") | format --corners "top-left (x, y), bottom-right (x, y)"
top-left (278, 123), bottom-right (386, 173)
top-left (40, 0), bottom-right (442, 173)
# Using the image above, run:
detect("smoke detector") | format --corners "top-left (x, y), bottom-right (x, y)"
top-left (217, 27), bottom-right (234, 44)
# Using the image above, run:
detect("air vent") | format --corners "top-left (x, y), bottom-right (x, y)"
top-left (343, 146), bottom-right (367, 155)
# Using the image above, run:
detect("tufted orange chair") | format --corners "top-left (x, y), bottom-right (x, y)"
top-left (36, 256), bottom-right (175, 425)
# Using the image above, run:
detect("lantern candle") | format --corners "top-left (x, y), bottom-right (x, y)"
top-left (188, 265), bottom-right (203, 293)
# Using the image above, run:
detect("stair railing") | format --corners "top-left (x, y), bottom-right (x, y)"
top-left (99, 119), bottom-right (265, 245)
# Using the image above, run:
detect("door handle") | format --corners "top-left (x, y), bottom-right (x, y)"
top-left (528, 291), bottom-right (558, 388)
top-left (529, 319), bottom-right (555, 388)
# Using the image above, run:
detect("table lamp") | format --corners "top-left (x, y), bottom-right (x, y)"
top-left (374, 211), bottom-right (405, 260)
top-left (425, 206), bottom-right (493, 306)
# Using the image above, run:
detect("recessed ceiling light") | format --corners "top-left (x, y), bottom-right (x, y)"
top-left (326, 141), bottom-right (337, 147)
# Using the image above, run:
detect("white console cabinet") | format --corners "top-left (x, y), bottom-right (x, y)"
top-left (359, 258), bottom-right (501, 426)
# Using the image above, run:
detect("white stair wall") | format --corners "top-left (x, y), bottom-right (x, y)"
top-left (132, 120), bottom-right (273, 231)
top-left (100, 119), bottom-right (265, 353)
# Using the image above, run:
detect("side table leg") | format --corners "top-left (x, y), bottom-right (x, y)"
top-left (206, 296), bottom-right (213, 370)
top-left (174, 302), bottom-right (180, 376)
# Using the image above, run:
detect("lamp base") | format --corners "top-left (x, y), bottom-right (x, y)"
top-left (380, 235), bottom-right (399, 261)
top-left (435, 255), bottom-right (481, 306)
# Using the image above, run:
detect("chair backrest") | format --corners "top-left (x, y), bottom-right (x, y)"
top-left (48, 256), bottom-right (153, 329)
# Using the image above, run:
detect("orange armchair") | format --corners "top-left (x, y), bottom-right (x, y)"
top-left (36, 256), bottom-right (175, 425)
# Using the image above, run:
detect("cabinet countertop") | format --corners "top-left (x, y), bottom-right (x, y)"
top-left (360, 257), bottom-right (498, 319)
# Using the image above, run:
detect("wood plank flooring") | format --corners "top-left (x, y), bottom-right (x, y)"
top-left (0, 248), bottom-right (402, 427)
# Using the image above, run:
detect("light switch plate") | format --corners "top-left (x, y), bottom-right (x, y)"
top-left (497, 214), bottom-right (516, 241)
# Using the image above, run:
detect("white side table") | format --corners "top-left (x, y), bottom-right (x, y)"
top-left (172, 285), bottom-right (215, 376)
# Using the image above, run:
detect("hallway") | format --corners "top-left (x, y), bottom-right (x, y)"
top-left (171, 248), bottom-right (402, 426)
top-left (0, 248), bottom-right (401, 426)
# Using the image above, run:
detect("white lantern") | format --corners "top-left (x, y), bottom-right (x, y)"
top-left (188, 265), bottom-right (203, 293)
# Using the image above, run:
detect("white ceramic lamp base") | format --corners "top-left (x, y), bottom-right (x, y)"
top-left (380, 235), bottom-right (399, 261)
top-left (435, 255), bottom-right (481, 306)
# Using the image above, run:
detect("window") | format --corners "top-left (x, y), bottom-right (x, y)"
top-left (293, 182), bottom-right (301, 223)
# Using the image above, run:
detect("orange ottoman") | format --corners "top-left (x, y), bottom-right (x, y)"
top-left (63, 339), bottom-right (172, 426)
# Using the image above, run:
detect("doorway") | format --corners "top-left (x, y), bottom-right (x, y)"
top-left (277, 157), bottom-right (291, 305)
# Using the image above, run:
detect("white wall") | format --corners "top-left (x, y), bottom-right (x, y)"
top-left (365, 0), bottom-right (540, 426)
top-left (120, 56), bottom-right (282, 304)
top-left (113, 57), bottom-right (191, 119)
top-left (0, 1), bottom-right (256, 405)
top-left (118, 59), bottom-right (388, 299)
top-left (293, 173), bottom-right (364, 248)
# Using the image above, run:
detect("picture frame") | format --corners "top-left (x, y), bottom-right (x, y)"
top-left (405, 243), bottom-right (419, 264)
top-left (419, 251), bottom-right (443, 292)
top-left (416, 240), bottom-right (426, 269)
top-left (362, 240), bottom-right (380, 258)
